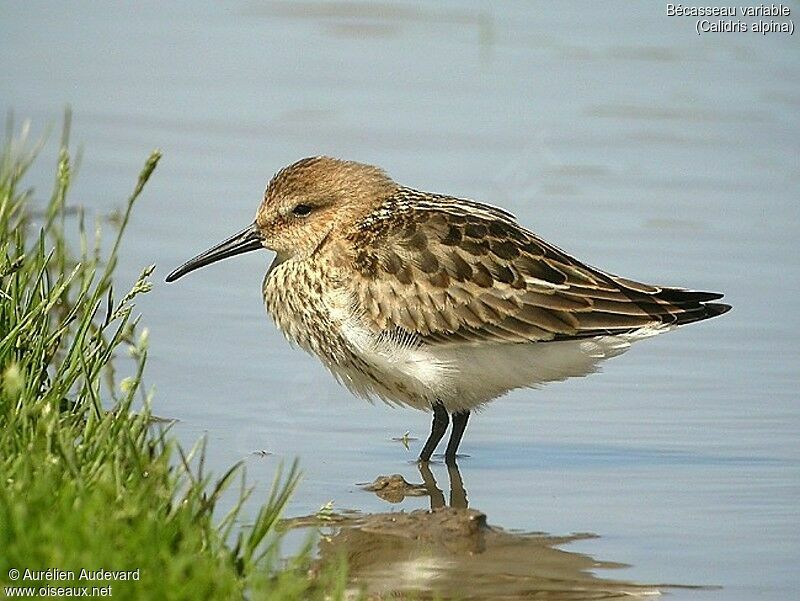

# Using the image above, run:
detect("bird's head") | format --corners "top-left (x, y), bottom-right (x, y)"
top-left (166, 156), bottom-right (397, 282)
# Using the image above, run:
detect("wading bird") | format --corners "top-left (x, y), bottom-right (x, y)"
top-left (166, 157), bottom-right (730, 464)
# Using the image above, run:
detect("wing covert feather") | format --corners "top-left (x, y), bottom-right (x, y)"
top-left (348, 189), bottom-right (726, 345)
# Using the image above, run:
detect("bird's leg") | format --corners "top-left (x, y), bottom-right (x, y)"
top-left (418, 403), bottom-right (449, 462)
top-left (444, 410), bottom-right (470, 465)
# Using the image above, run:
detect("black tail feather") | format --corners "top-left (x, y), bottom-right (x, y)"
top-left (673, 300), bottom-right (731, 326)
top-left (657, 288), bottom-right (725, 304)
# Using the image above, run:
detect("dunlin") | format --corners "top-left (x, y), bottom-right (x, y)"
top-left (166, 157), bottom-right (730, 464)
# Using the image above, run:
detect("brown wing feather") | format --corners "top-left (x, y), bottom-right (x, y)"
top-left (349, 189), bottom-right (730, 345)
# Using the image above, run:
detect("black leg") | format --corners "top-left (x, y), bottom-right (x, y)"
top-left (444, 410), bottom-right (469, 465)
top-left (419, 403), bottom-right (449, 462)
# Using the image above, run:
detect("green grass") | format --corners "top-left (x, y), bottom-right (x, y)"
top-left (0, 119), bottom-right (345, 600)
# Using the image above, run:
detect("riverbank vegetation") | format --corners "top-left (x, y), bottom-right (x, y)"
top-left (0, 120), bottom-right (344, 600)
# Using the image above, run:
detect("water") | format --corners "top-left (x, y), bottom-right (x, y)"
top-left (3, 2), bottom-right (799, 598)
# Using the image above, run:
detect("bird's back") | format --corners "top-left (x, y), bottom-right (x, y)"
top-left (346, 187), bottom-right (731, 345)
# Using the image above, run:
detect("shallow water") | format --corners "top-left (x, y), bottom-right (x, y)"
top-left (3, 2), bottom-right (799, 599)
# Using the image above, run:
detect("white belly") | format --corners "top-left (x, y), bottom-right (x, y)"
top-left (330, 306), bottom-right (669, 412)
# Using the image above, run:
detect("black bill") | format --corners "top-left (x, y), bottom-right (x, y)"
top-left (165, 223), bottom-right (263, 282)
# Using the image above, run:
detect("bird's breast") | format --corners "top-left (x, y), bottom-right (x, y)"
top-left (262, 258), bottom-right (349, 364)
top-left (261, 257), bottom-right (451, 408)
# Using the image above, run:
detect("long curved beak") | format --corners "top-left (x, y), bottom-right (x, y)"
top-left (165, 223), bottom-right (263, 282)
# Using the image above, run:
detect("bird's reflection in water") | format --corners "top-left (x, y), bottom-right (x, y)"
top-left (284, 463), bottom-right (696, 600)
top-left (418, 462), bottom-right (467, 509)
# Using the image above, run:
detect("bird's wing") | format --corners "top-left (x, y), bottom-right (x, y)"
top-left (349, 190), bottom-right (729, 345)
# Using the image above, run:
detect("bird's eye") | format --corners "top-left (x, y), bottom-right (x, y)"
top-left (292, 204), bottom-right (313, 217)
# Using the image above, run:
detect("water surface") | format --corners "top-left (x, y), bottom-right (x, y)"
top-left (2, 2), bottom-right (798, 599)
